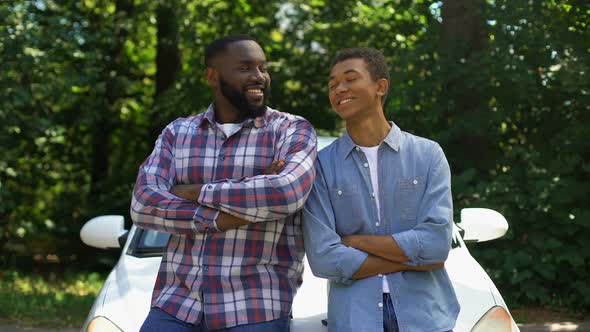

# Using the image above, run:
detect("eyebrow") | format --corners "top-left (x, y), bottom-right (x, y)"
top-left (237, 59), bottom-right (268, 65)
top-left (329, 68), bottom-right (361, 81)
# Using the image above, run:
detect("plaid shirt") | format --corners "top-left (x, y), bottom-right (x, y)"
top-left (131, 105), bottom-right (317, 329)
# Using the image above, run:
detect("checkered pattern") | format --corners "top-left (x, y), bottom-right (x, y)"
top-left (131, 105), bottom-right (317, 329)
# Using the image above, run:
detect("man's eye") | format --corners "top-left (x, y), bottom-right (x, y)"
top-left (238, 66), bottom-right (249, 71)
top-left (259, 66), bottom-right (268, 73)
top-left (347, 78), bottom-right (357, 82)
top-left (329, 84), bottom-right (337, 90)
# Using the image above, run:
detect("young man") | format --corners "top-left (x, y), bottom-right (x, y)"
top-left (302, 48), bottom-right (459, 332)
top-left (131, 35), bottom-right (317, 331)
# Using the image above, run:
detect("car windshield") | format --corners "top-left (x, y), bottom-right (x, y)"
top-left (138, 229), bottom-right (170, 249)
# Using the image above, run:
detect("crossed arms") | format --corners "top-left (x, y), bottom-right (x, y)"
top-left (341, 235), bottom-right (443, 279)
top-left (167, 159), bottom-right (286, 231)
top-left (302, 144), bottom-right (453, 281)
top-left (131, 118), bottom-right (317, 235)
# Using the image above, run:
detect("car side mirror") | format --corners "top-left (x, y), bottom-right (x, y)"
top-left (457, 208), bottom-right (508, 243)
top-left (80, 215), bottom-right (128, 249)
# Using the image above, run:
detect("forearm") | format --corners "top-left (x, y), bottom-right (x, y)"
top-left (199, 123), bottom-right (317, 222)
top-left (215, 212), bottom-right (249, 230)
top-left (343, 235), bottom-right (409, 263)
top-left (198, 167), bottom-right (315, 222)
top-left (170, 184), bottom-right (250, 230)
top-left (351, 255), bottom-right (411, 279)
top-left (352, 255), bottom-right (445, 280)
top-left (131, 187), bottom-right (202, 235)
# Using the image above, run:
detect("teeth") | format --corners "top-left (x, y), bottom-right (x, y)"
top-left (247, 89), bottom-right (262, 94)
top-left (339, 98), bottom-right (352, 105)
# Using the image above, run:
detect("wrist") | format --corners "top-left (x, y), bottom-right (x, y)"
top-left (194, 184), bottom-right (204, 201)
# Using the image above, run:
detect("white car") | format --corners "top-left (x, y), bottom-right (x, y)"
top-left (80, 137), bottom-right (520, 332)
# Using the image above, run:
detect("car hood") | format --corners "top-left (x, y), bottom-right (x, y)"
top-left (91, 255), bottom-right (160, 332)
top-left (446, 246), bottom-right (500, 331)
top-left (89, 247), bottom-right (501, 332)
top-left (91, 254), bottom-right (329, 332)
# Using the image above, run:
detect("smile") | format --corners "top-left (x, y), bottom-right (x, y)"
top-left (338, 98), bottom-right (353, 105)
top-left (245, 87), bottom-right (264, 97)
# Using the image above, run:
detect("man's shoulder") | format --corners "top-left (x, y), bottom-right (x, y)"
top-left (399, 129), bottom-right (441, 153)
top-left (265, 107), bottom-right (311, 126)
top-left (164, 113), bottom-right (206, 132)
top-left (316, 136), bottom-right (343, 162)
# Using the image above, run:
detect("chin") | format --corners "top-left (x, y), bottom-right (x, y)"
top-left (247, 105), bottom-right (267, 118)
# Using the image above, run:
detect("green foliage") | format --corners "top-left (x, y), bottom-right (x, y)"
top-left (1, 0), bottom-right (588, 312)
top-left (0, 270), bottom-right (106, 327)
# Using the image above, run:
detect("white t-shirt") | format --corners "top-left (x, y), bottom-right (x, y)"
top-left (359, 145), bottom-right (390, 293)
top-left (218, 123), bottom-right (242, 138)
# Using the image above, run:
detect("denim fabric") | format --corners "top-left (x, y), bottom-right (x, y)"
top-left (303, 123), bottom-right (460, 332)
top-left (383, 294), bottom-right (453, 332)
top-left (140, 307), bottom-right (290, 332)
top-left (383, 293), bottom-right (399, 332)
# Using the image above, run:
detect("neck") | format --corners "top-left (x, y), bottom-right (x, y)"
top-left (346, 108), bottom-right (391, 147)
top-left (213, 98), bottom-right (246, 124)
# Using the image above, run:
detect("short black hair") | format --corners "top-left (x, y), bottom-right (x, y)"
top-left (205, 34), bottom-right (258, 67)
top-left (331, 47), bottom-right (390, 104)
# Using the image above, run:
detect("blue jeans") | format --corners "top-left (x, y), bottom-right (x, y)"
top-left (383, 293), bottom-right (399, 332)
top-left (140, 307), bottom-right (290, 332)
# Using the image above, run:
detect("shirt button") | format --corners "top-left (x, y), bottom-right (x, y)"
top-left (378, 274), bottom-right (383, 277)
top-left (355, 146), bottom-right (360, 151)
top-left (376, 222), bottom-right (380, 227)
top-left (363, 162), bottom-right (369, 168)
top-left (219, 155), bottom-right (225, 160)
top-left (371, 192), bottom-right (376, 198)
top-left (337, 190), bottom-right (342, 196)
top-left (378, 302), bottom-right (384, 308)
top-left (208, 185), bottom-right (214, 189)
top-left (413, 179), bottom-right (418, 185)
top-left (203, 266), bottom-right (209, 272)
top-left (208, 234), bottom-right (214, 240)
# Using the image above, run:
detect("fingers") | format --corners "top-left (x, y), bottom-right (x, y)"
top-left (264, 159), bottom-right (286, 175)
top-left (170, 185), bottom-right (179, 195)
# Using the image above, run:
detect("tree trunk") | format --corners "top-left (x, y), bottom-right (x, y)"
top-left (441, 0), bottom-right (492, 173)
top-left (150, 0), bottom-right (181, 142)
top-left (89, 0), bottom-right (134, 200)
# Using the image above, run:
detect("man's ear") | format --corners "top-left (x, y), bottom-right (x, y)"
top-left (376, 78), bottom-right (389, 98)
top-left (206, 67), bottom-right (219, 87)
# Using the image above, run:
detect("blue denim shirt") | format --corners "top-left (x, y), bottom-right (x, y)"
top-left (302, 123), bottom-right (459, 332)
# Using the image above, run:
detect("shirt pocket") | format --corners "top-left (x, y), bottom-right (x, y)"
top-left (398, 176), bottom-right (426, 224)
top-left (329, 188), bottom-right (365, 236)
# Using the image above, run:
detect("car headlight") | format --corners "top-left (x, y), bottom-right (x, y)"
top-left (471, 306), bottom-right (519, 332)
top-left (86, 316), bottom-right (124, 332)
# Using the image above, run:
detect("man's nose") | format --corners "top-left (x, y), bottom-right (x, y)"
top-left (334, 82), bottom-right (348, 94)
top-left (250, 68), bottom-right (265, 82)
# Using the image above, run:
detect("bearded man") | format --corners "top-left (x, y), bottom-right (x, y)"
top-left (131, 34), bottom-right (317, 332)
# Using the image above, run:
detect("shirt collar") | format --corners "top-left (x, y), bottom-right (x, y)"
top-left (201, 104), bottom-right (268, 129)
top-left (338, 121), bottom-right (401, 161)
top-left (383, 121), bottom-right (402, 151)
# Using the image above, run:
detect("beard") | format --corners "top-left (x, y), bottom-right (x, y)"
top-left (219, 77), bottom-right (270, 119)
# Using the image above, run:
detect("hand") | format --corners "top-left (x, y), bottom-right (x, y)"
top-left (170, 184), bottom-right (203, 201)
top-left (264, 159), bottom-right (286, 175)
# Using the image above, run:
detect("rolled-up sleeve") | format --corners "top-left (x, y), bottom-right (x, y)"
top-left (131, 123), bottom-right (219, 235)
top-left (302, 160), bottom-right (368, 285)
top-left (392, 143), bottom-right (453, 266)
top-left (198, 118), bottom-right (317, 223)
